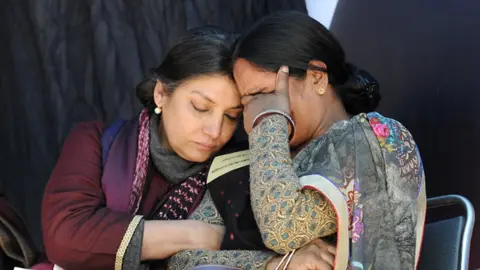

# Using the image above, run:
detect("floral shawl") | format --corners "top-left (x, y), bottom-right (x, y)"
top-left (291, 112), bottom-right (426, 269)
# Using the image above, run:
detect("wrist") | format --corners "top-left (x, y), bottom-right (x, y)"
top-left (252, 112), bottom-right (279, 128)
top-left (252, 111), bottom-right (295, 141)
top-left (187, 221), bottom-right (223, 250)
top-left (185, 220), bottom-right (207, 249)
top-left (142, 220), bottom-right (199, 260)
top-left (266, 256), bottom-right (282, 270)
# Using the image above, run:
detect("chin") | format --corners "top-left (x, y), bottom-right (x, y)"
top-left (182, 151), bottom-right (214, 163)
top-left (288, 136), bottom-right (307, 152)
top-left (288, 136), bottom-right (299, 148)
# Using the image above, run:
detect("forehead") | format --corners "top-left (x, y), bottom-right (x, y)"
top-left (174, 75), bottom-right (240, 105)
top-left (233, 59), bottom-right (276, 94)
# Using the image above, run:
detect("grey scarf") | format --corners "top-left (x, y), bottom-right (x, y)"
top-left (149, 114), bottom-right (206, 184)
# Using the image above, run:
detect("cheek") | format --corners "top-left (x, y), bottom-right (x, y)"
top-left (219, 120), bottom-right (238, 142)
top-left (288, 91), bottom-right (315, 137)
top-left (288, 80), bottom-right (303, 106)
top-left (163, 102), bottom-right (197, 140)
top-left (288, 87), bottom-right (306, 117)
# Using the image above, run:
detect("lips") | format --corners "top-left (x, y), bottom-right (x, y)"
top-left (195, 142), bottom-right (216, 150)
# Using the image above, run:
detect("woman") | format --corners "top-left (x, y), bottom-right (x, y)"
top-left (175, 12), bottom-right (425, 270)
top-left (232, 11), bottom-right (427, 269)
top-left (38, 27), bottom-right (334, 270)
top-left (39, 27), bottom-right (238, 270)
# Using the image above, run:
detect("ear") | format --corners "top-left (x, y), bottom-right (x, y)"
top-left (307, 60), bottom-right (328, 85)
top-left (306, 60), bottom-right (329, 95)
top-left (153, 81), bottom-right (168, 108)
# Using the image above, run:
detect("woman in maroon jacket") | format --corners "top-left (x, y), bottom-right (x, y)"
top-left (39, 28), bottom-right (243, 269)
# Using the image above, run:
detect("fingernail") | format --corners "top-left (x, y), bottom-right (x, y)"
top-left (281, 66), bottom-right (289, 73)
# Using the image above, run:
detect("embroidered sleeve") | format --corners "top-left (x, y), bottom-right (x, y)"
top-left (369, 114), bottom-right (427, 268)
top-left (188, 191), bottom-right (224, 225)
top-left (167, 192), bottom-right (275, 269)
top-left (249, 114), bottom-right (337, 254)
top-left (168, 249), bottom-right (275, 270)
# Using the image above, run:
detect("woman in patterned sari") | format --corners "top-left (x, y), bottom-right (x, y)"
top-left (224, 11), bottom-right (426, 269)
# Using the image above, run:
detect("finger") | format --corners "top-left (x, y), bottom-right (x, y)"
top-left (310, 238), bottom-right (336, 257)
top-left (275, 65), bottom-right (289, 95)
top-left (320, 251), bottom-right (335, 267)
top-left (311, 238), bottom-right (330, 248)
top-left (311, 259), bottom-right (333, 270)
top-left (326, 244), bottom-right (336, 256)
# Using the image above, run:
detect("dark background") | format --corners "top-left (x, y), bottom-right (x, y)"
top-left (0, 0), bottom-right (306, 249)
top-left (1, 0), bottom-right (479, 268)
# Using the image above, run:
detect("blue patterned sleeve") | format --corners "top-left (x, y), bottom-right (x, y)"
top-left (168, 192), bottom-right (276, 269)
top-left (248, 114), bottom-right (337, 254)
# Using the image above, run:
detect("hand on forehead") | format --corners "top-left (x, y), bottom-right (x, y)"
top-left (240, 66), bottom-right (290, 106)
top-left (234, 59), bottom-right (289, 97)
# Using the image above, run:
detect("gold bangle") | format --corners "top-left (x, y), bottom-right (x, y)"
top-left (274, 253), bottom-right (290, 270)
top-left (252, 109), bottom-right (296, 141)
top-left (282, 249), bottom-right (296, 270)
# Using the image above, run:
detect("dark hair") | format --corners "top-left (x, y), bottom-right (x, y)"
top-left (136, 26), bottom-right (236, 110)
top-left (233, 11), bottom-right (380, 115)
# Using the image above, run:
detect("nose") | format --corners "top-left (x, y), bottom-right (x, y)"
top-left (203, 115), bottom-right (223, 139)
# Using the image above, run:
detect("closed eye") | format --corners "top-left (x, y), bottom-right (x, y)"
top-left (191, 102), bottom-right (208, 112)
top-left (225, 114), bottom-right (240, 121)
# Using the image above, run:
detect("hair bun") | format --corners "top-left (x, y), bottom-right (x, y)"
top-left (336, 63), bottom-right (381, 115)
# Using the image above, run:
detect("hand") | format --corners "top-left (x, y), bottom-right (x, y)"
top-left (190, 221), bottom-right (225, 250)
top-left (241, 66), bottom-right (291, 133)
top-left (266, 238), bottom-right (336, 270)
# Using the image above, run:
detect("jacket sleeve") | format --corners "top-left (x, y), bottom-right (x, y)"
top-left (42, 122), bottom-right (143, 270)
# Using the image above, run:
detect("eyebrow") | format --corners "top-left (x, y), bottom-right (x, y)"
top-left (192, 90), bottom-right (242, 109)
top-left (192, 90), bottom-right (214, 103)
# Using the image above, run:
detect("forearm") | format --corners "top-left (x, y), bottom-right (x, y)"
top-left (249, 115), bottom-right (336, 253)
top-left (168, 249), bottom-right (276, 269)
top-left (141, 220), bottom-right (201, 260)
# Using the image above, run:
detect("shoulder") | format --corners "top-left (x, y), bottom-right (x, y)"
top-left (62, 121), bottom-right (105, 151)
top-left (70, 121), bottom-right (105, 134)
top-left (363, 112), bottom-right (418, 154)
top-left (47, 122), bottom-right (107, 194)
top-left (364, 112), bottom-right (425, 194)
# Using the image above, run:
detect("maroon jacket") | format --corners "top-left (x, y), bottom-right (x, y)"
top-left (41, 122), bottom-right (196, 269)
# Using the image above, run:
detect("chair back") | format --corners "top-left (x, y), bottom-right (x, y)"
top-left (418, 195), bottom-right (475, 270)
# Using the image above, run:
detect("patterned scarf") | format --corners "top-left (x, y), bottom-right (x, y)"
top-left (293, 112), bottom-right (426, 269)
top-left (128, 109), bottom-right (208, 219)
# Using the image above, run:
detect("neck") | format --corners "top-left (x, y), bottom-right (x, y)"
top-left (149, 113), bottom-right (206, 184)
top-left (312, 102), bottom-right (350, 139)
top-left (291, 99), bottom-right (349, 157)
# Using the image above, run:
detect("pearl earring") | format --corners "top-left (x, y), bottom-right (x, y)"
top-left (317, 87), bottom-right (325, 95)
top-left (154, 107), bottom-right (162, 114)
